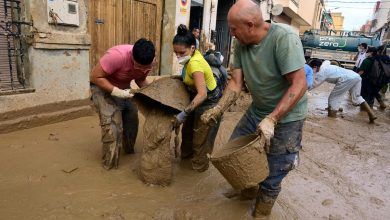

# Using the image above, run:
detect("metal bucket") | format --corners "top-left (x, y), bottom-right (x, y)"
top-left (210, 134), bottom-right (269, 190)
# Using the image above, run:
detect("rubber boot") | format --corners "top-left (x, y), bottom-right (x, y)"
top-left (252, 194), bottom-right (276, 217)
top-left (327, 107), bottom-right (337, 118)
top-left (326, 107), bottom-right (343, 112)
top-left (240, 186), bottom-right (258, 200)
top-left (360, 102), bottom-right (377, 123)
top-left (379, 100), bottom-right (387, 110)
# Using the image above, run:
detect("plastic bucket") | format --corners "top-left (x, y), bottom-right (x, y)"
top-left (210, 134), bottom-right (269, 190)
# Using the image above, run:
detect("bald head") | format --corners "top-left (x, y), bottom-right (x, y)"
top-left (227, 0), bottom-right (267, 45)
top-left (228, 0), bottom-right (263, 27)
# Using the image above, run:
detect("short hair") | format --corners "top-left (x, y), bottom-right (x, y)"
top-left (173, 24), bottom-right (197, 48)
top-left (133, 38), bottom-right (155, 65)
top-left (308, 59), bottom-right (323, 68)
top-left (367, 46), bottom-right (377, 56)
top-left (360, 43), bottom-right (368, 49)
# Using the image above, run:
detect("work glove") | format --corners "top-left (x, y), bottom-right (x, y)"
top-left (201, 105), bottom-right (222, 125)
top-left (173, 111), bottom-right (188, 128)
top-left (111, 87), bottom-right (134, 99)
top-left (256, 115), bottom-right (277, 151)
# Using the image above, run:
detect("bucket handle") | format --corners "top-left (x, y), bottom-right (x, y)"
top-left (253, 134), bottom-right (267, 154)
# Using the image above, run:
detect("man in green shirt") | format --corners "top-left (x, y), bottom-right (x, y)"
top-left (201, 0), bottom-right (308, 217)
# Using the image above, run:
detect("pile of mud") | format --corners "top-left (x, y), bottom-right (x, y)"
top-left (228, 91), bottom-right (252, 112)
top-left (133, 77), bottom-right (190, 186)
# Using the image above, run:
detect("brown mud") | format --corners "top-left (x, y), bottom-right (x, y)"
top-left (0, 82), bottom-right (389, 219)
top-left (211, 134), bottom-right (269, 190)
top-left (135, 77), bottom-right (190, 112)
top-left (134, 77), bottom-right (190, 186)
top-left (139, 107), bottom-right (174, 186)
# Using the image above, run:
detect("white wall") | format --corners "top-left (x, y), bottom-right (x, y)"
top-left (372, 2), bottom-right (390, 32)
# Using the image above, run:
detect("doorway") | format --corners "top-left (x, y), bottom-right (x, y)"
top-left (216, 0), bottom-right (235, 67)
top-left (89, 0), bottom-right (163, 75)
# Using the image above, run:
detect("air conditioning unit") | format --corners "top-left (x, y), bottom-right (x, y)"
top-left (47, 0), bottom-right (79, 26)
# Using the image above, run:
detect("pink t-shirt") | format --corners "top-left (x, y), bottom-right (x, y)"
top-left (99, 45), bottom-right (148, 89)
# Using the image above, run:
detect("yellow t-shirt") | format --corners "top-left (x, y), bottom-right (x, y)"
top-left (183, 50), bottom-right (217, 91)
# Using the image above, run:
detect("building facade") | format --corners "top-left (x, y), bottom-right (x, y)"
top-left (0, 0), bottom-right (91, 133)
top-left (371, 0), bottom-right (390, 44)
top-left (0, 0), bottom-right (322, 133)
top-left (330, 12), bottom-right (344, 31)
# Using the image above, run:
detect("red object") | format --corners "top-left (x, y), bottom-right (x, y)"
top-left (374, 1), bottom-right (381, 13)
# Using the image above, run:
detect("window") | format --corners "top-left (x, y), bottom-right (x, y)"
top-left (0, 0), bottom-right (27, 92)
top-left (68, 3), bottom-right (76, 14)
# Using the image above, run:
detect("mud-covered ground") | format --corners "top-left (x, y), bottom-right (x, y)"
top-left (0, 83), bottom-right (389, 220)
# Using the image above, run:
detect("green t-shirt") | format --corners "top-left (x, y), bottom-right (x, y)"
top-left (233, 23), bottom-right (307, 123)
top-left (359, 57), bottom-right (373, 77)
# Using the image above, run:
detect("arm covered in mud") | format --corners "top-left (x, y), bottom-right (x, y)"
top-left (200, 68), bottom-right (243, 124)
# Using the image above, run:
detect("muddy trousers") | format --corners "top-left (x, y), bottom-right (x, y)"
top-left (91, 85), bottom-right (139, 169)
top-left (328, 77), bottom-right (365, 110)
top-left (230, 110), bottom-right (304, 208)
top-left (180, 100), bottom-right (221, 172)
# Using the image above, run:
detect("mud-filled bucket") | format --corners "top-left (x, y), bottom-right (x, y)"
top-left (210, 134), bottom-right (269, 190)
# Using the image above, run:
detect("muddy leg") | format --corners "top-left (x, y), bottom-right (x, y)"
top-left (91, 85), bottom-right (123, 170)
top-left (191, 114), bottom-right (221, 172)
top-left (101, 110), bottom-right (123, 169)
top-left (180, 113), bottom-right (194, 159)
top-left (122, 102), bottom-right (139, 154)
top-left (191, 122), bottom-right (210, 172)
top-left (139, 108), bottom-right (174, 185)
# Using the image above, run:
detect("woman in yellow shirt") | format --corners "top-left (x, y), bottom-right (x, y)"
top-left (172, 24), bottom-right (225, 172)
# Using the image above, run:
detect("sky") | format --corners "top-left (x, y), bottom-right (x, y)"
top-left (325, 0), bottom-right (380, 31)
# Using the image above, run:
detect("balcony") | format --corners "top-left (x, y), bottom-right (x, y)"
top-left (274, 0), bottom-right (309, 26)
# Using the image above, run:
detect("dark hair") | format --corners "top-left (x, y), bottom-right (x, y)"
top-left (367, 46), bottom-right (377, 56)
top-left (377, 45), bottom-right (387, 55)
top-left (360, 43), bottom-right (368, 49)
top-left (173, 24), bottom-right (197, 48)
top-left (308, 58), bottom-right (323, 68)
top-left (133, 38), bottom-right (155, 65)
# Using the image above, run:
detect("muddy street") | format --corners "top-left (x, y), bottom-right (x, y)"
top-left (0, 83), bottom-right (389, 220)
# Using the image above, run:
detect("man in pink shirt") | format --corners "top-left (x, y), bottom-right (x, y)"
top-left (90, 38), bottom-right (155, 170)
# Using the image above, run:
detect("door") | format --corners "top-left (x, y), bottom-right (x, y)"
top-left (216, 0), bottom-right (235, 67)
top-left (89, 0), bottom-right (163, 75)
